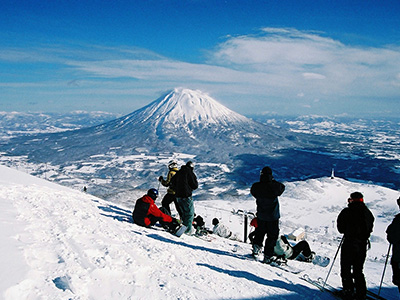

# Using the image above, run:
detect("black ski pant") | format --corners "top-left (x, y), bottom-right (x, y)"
top-left (391, 260), bottom-right (400, 292)
top-left (340, 239), bottom-right (368, 299)
top-left (289, 241), bottom-right (312, 259)
top-left (248, 230), bottom-right (256, 244)
top-left (253, 219), bottom-right (279, 257)
top-left (161, 193), bottom-right (182, 218)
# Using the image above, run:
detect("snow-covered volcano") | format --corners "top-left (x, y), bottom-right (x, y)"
top-left (2, 88), bottom-right (295, 164)
top-left (139, 88), bottom-right (250, 126)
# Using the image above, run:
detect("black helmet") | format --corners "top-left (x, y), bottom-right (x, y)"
top-left (147, 188), bottom-right (159, 200)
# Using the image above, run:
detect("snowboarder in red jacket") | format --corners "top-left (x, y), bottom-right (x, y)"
top-left (132, 188), bottom-right (180, 232)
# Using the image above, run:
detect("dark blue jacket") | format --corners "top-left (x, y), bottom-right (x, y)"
top-left (387, 213), bottom-right (400, 262)
top-left (251, 173), bottom-right (285, 221)
top-left (337, 201), bottom-right (374, 241)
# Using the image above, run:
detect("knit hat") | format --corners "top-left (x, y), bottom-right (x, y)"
top-left (350, 191), bottom-right (364, 202)
top-left (261, 166), bottom-right (272, 175)
top-left (212, 218), bottom-right (219, 226)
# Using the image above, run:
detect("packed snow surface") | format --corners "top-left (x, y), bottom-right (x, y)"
top-left (1, 164), bottom-right (399, 299)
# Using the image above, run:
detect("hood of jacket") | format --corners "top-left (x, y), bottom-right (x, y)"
top-left (141, 195), bottom-right (155, 204)
top-left (260, 173), bottom-right (274, 182)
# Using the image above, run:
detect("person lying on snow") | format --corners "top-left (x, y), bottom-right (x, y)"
top-left (273, 235), bottom-right (315, 262)
top-left (132, 188), bottom-right (180, 233)
top-left (212, 218), bottom-right (240, 241)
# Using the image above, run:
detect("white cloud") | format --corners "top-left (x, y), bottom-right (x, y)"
top-left (302, 73), bottom-right (326, 80)
top-left (1, 28), bottom-right (400, 116)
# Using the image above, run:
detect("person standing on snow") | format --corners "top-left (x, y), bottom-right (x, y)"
top-left (386, 196), bottom-right (400, 293)
top-left (158, 160), bottom-right (181, 217)
top-left (337, 192), bottom-right (374, 300)
top-left (132, 188), bottom-right (180, 233)
top-left (250, 166), bottom-right (285, 263)
top-left (170, 161), bottom-right (198, 235)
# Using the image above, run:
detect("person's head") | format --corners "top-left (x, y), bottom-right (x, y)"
top-left (147, 188), bottom-right (159, 200)
top-left (260, 166), bottom-right (273, 181)
top-left (186, 161), bottom-right (194, 169)
top-left (168, 160), bottom-right (177, 169)
top-left (212, 218), bottom-right (219, 226)
top-left (348, 192), bottom-right (364, 203)
top-left (261, 166), bottom-right (272, 175)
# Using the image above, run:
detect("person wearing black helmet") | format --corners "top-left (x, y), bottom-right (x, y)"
top-left (158, 160), bottom-right (181, 217)
top-left (337, 192), bottom-right (375, 300)
top-left (386, 196), bottom-right (400, 293)
top-left (170, 161), bottom-right (198, 235)
top-left (132, 188), bottom-right (180, 233)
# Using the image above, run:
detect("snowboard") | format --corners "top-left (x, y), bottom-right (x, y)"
top-left (174, 225), bottom-right (187, 237)
top-left (241, 254), bottom-right (303, 274)
top-left (269, 260), bottom-right (303, 274)
top-left (194, 233), bottom-right (216, 242)
top-left (296, 253), bottom-right (330, 267)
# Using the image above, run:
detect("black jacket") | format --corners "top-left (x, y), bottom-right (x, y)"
top-left (387, 213), bottom-right (400, 262)
top-left (251, 173), bottom-right (285, 221)
top-left (171, 165), bottom-right (198, 198)
top-left (337, 201), bottom-right (374, 241)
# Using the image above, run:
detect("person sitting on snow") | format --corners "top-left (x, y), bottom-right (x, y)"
top-left (274, 235), bottom-right (315, 262)
top-left (212, 218), bottom-right (240, 241)
top-left (132, 188), bottom-right (180, 233)
top-left (193, 215), bottom-right (211, 235)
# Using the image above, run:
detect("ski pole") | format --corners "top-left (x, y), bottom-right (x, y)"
top-left (378, 243), bottom-right (392, 296)
top-left (244, 214), bottom-right (248, 243)
top-left (323, 236), bottom-right (344, 288)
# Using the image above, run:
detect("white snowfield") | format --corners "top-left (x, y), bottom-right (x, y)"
top-left (0, 164), bottom-right (399, 300)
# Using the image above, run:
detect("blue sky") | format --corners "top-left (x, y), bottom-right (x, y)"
top-left (1, 0), bottom-right (400, 117)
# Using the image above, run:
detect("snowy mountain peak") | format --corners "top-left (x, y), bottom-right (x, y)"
top-left (140, 88), bottom-right (250, 126)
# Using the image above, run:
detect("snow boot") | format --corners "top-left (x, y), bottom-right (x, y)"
top-left (252, 244), bottom-right (262, 256)
top-left (304, 251), bottom-right (315, 263)
top-left (262, 256), bottom-right (274, 264)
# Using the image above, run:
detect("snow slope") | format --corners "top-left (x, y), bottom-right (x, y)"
top-left (1, 164), bottom-right (399, 300)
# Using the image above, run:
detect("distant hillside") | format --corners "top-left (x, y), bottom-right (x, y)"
top-left (0, 88), bottom-right (299, 164)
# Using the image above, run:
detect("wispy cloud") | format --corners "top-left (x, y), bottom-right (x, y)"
top-left (1, 28), bottom-right (400, 115)
top-left (209, 28), bottom-right (400, 95)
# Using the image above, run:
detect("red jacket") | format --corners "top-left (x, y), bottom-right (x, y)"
top-left (133, 195), bottom-right (173, 227)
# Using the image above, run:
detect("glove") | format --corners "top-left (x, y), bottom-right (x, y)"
top-left (171, 218), bottom-right (180, 227)
top-left (158, 176), bottom-right (163, 182)
top-left (168, 218), bottom-right (180, 232)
